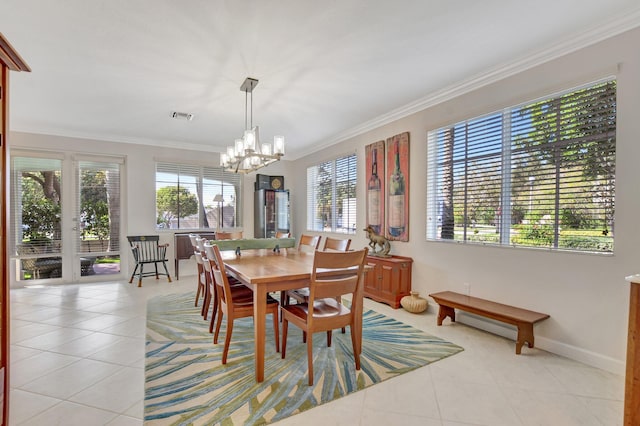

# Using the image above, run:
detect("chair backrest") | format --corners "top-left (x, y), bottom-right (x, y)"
top-left (216, 231), bottom-right (243, 240)
top-left (188, 233), bottom-right (199, 250)
top-left (298, 234), bottom-right (321, 252)
top-left (308, 248), bottom-right (368, 307)
top-left (194, 236), bottom-right (207, 252)
top-left (127, 235), bottom-right (166, 262)
top-left (323, 237), bottom-right (351, 252)
top-left (205, 243), bottom-right (235, 308)
top-left (275, 231), bottom-right (290, 238)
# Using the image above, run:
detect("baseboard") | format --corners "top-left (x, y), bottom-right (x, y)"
top-left (457, 312), bottom-right (625, 375)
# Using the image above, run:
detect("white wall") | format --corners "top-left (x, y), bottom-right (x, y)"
top-left (290, 27), bottom-right (640, 374)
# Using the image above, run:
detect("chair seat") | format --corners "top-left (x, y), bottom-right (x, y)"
top-left (233, 293), bottom-right (279, 308)
top-left (282, 298), bottom-right (349, 320)
top-left (286, 287), bottom-right (309, 304)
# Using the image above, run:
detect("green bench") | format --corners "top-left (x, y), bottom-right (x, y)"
top-left (208, 237), bottom-right (296, 255)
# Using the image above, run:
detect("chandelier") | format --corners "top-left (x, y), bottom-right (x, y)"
top-left (220, 77), bottom-right (285, 174)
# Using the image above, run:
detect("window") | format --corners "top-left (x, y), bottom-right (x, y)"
top-left (156, 163), bottom-right (242, 230)
top-left (307, 154), bottom-right (357, 234)
top-left (427, 79), bottom-right (616, 253)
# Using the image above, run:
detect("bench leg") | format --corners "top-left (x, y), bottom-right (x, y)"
top-left (515, 322), bottom-right (535, 354)
top-left (436, 304), bottom-right (456, 326)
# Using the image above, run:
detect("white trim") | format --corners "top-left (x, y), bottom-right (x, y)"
top-left (457, 312), bottom-right (624, 375)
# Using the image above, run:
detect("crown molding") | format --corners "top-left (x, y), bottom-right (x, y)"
top-left (296, 8), bottom-right (640, 161)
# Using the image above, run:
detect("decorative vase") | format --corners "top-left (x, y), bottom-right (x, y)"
top-left (400, 291), bottom-right (428, 313)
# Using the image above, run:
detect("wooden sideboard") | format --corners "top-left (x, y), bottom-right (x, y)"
top-left (363, 255), bottom-right (413, 308)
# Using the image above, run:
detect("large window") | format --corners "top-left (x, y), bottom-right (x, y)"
top-left (156, 163), bottom-right (242, 230)
top-left (426, 79), bottom-right (616, 253)
top-left (307, 154), bottom-right (357, 234)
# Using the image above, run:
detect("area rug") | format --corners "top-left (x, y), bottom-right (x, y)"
top-left (145, 292), bottom-right (463, 425)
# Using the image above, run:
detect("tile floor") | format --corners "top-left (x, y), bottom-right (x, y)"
top-left (9, 275), bottom-right (625, 425)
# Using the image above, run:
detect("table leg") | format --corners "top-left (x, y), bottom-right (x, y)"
top-left (253, 285), bottom-right (267, 382)
top-left (353, 275), bottom-right (364, 358)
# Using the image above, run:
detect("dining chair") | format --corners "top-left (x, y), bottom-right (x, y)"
top-left (201, 242), bottom-right (252, 333)
top-left (286, 236), bottom-right (353, 333)
top-left (275, 231), bottom-right (290, 238)
top-left (194, 250), bottom-right (213, 320)
top-left (189, 234), bottom-right (206, 309)
top-left (279, 234), bottom-right (322, 310)
top-left (216, 230), bottom-right (243, 240)
top-left (323, 237), bottom-right (352, 252)
top-left (281, 248), bottom-right (368, 385)
top-left (208, 243), bottom-right (280, 363)
top-left (297, 234), bottom-right (321, 252)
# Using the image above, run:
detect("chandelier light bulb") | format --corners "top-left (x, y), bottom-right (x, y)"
top-left (274, 135), bottom-right (285, 155)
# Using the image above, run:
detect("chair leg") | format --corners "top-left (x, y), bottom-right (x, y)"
top-left (327, 330), bottom-right (332, 347)
top-left (161, 261), bottom-right (172, 282)
top-left (209, 288), bottom-right (219, 334)
top-left (272, 310), bottom-right (280, 353)
top-left (281, 318), bottom-right (288, 359)
top-left (208, 286), bottom-right (218, 333)
top-left (213, 310), bottom-right (223, 344)
top-left (222, 318), bottom-right (234, 364)
top-left (201, 284), bottom-right (210, 319)
top-left (129, 264), bottom-right (139, 283)
top-left (154, 263), bottom-right (159, 280)
top-left (307, 333), bottom-right (314, 386)
top-left (195, 283), bottom-right (201, 307)
top-left (350, 324), bottom-right (360, 370)
top-left (137, 264), bottom-right (144, 287)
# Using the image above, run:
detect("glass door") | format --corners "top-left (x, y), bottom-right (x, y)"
top-left (11, 155), bottom-right (64, 283)
top-left (10, 153), bottom-right (123, 284)
top-left (74, 159), bottom-right (122, 280)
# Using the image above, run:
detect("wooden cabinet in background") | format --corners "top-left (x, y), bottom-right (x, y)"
top-left (363, 255), bottom-right (413, 309)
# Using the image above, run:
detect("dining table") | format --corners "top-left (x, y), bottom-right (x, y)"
top-left (220, 247), bottom-right (367, 382)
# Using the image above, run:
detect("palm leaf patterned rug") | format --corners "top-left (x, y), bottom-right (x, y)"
top-left (145, 292), bottom-right (463, 425)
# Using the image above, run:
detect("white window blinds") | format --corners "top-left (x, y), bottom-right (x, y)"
top-left (307, 153), bottom-right (357, 234)
top-left (156, 163), bottom-right (242, 230)
top-left (427, 79), bottom-right (616, 253)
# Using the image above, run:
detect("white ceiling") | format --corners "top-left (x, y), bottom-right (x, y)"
top-left (2, 0), bottom-right (640, 159)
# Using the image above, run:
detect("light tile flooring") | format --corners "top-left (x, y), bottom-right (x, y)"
top-left (10, 275), bottom-right (624, 425)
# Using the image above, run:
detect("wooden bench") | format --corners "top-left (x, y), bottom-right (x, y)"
top-left (429, 291), bottom-right (549, 354)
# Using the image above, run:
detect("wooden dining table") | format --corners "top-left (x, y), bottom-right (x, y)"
top-left (220, 248), bottom-right (366, 382)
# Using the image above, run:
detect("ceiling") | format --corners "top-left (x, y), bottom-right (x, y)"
top-left (2, 1), bottom-right (640, 160)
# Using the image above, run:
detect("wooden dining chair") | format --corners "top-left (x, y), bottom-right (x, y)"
top-left (216, 230), bottom-right (243, 240)
top-left (208, 244), bottom-right (280, 364)
top-left (275, 231), bottom-right (290, 238)
top-left (189, 234), bottom-right (207, 309)
top-left (284, 236), bottom-right (351, 307)
top-left (202, 241), bottom-right (252, 333)
top-left (323, 237), bottom-right (352, 252)
top-left (281, 248), bottom-right (368, 385)
top-left (193, 251), bottom-right (216, 320)
top-left (279, 234), bottom-right (322, 310)
top-left (297, 234), bottom-right (321, 252)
